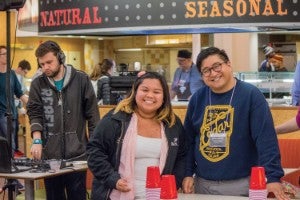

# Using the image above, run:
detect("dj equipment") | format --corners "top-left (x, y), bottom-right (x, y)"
top-left (0, 137), bottom-right (32, 173)
top-left (13, 157), bottom-right (50, 172)
top-left (0, 136), bottom-right (12, 173)
top-left (13, 157), bottom-right (49, 168)
top-left (109, 75), bottom-right (137, 105)
top-left (0, 0), bottom-right (26, 11)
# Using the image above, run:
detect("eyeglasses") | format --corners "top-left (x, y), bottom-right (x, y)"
top-left (201, 62), bottom-right (226, 77)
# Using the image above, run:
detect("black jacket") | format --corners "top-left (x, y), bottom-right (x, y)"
top-left (27, 65), bottom-right (100, 160)
top-left (96, 75), bottom-right (111, 105)
top-left (86, 110), bottom-right (186, 200)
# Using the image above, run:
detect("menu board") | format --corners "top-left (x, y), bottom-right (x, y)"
top-left (37, 0), bottom-right (300, 35)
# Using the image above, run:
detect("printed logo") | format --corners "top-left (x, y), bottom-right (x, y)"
top-left (171, 138), bottom-right (178, 146)
top-left (41, 88), bottom-right (54, 128)
top-left (199, 105), bottom-right (234, 162)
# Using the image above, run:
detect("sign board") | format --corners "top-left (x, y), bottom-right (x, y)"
top-left (38, 0), bottom-right (300, 35)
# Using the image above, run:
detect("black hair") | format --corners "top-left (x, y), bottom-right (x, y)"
top-left (196, 47), bottom-right (229, 72)
top-left (114, 71), bottom-right (176, 126)
top-left (18, 59), bottom-right (31, 71)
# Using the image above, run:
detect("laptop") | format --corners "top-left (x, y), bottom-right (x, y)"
top-left (0, 136), bottom-right (32, 173)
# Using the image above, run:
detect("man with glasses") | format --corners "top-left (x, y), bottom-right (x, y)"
top-left (182, 47), bottom-right (287, 200)
top-left (0, 45), bottom-right (28, 191)
top-left (0, 46), bottom-right (28, 151)
top-left (170, 49), bottom-right (204, 101)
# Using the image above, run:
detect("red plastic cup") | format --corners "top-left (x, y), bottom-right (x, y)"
top-left (160, 175), bottom-right (177, 199)
top-left (249, 166), bottom-right (267, 190)
top-left (146, 166), bottom-right (161, 188)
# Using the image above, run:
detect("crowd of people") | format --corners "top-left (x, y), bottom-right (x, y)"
top-left (1, 41), bottom-right (299, 200)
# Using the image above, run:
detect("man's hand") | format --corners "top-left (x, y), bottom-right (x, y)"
top-left (31, 131), bottom-right (43, 160)
top-left (182, 177), bottom-right (194, 194)
top-left (30, 143), bottom-right (42, 160)
top-left (267, 182), bottom-right (290, 200)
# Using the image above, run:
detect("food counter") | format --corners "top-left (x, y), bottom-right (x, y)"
top-left (177, 193), bottom-right (275, 199)
top-left (23, 104), bottom-right (300, 188)
top-left (24, 104), bottom-right (300, 156)
top-left (237, 72), bottom-right (294, 99)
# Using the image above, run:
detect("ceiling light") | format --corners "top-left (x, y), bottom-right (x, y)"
top-left (116, 48), bottom-right (142, 52)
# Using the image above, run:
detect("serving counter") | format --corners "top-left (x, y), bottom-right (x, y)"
top-left (24, 104), bottom-right (300, 156)
top-left (177, 193), bottom-right (275, 199)
top-left (23, 104), bottom-right (300, 188)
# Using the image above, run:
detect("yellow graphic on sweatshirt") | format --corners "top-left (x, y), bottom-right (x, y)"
top-left (199, 105), bottom-right (234, 162)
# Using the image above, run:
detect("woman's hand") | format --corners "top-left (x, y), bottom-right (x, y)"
top-left (116, 178), bottom-right (131, 192)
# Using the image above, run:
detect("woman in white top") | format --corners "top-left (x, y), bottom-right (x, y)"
top-left (86, 71), bottom-right (186, 200)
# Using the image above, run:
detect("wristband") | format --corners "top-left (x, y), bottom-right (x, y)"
top-left (32, 138), bottom-right (42, 144)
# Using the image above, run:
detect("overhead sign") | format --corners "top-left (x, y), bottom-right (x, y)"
top-left (38, 0), bottom-right (300, 35)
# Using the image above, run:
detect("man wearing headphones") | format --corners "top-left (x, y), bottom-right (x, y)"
top-left (27, 40), bottom-right (100, 200)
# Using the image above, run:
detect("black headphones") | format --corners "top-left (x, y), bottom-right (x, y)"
top-left (39, 40), bottom-right (66, 64)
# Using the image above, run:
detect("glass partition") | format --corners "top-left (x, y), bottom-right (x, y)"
top-left (236, 72), bottom-right (294, 104)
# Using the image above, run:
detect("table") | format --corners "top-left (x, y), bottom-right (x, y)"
top-left (178, 193), bottom-right (274, 199)
top-left (0, 163), bottom-right (87, 200)
top-left (283, 168), bottom-right (300, 175)
top-left (177, 169), bottom-right (300, 200)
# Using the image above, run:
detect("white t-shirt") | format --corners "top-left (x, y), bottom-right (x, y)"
top-left (91, 79), bottom-right (98, 97)
top-left (134, 135), bottom-right (161, 199)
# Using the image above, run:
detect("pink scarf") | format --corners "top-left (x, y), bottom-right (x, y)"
top-left (110, 113), bottom-right (168, 200)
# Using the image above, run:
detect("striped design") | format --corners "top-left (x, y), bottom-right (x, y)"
top-left (249, 189), bottom-right (267, 200)
top-left (146, 188), bottom-right (161, 200)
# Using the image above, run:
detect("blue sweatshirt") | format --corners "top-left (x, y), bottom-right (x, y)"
top-left (184, 79), bottom-right (283, 183)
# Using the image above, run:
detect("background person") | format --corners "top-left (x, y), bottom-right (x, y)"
top-left (13, 59), bottom-right (31, 157)
top-left (87, 72), bottom-right (186, 199)
top-left (27, 40), bottom-right (99, 200)
top-left (89, 58), bottom-right (114, 105)
top-left (267, 53), bottom-right (289, 99)
top-left (259, 45), bottom-right (276, 72)
top-left (0, 46), bottom-right (28, 192)
top-left (0, 45), bottom-right (28, 155)
top-left (291, 61), bottom-right (300, 105)
top-left (182, 47), bottom-right (287, 200)
top-left (269, 54), bottom-right (288, 72)
top-left (14, 59), bottom-right (31, 93)
top-left (170, 49), bottom-right (204, 101)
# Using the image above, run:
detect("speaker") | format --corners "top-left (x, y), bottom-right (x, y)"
top-left (0, 0), bottom-right (9, 11)
top-left (41, 41), bottom-right (66, 64)
top-left (0, 0), bottom-right (26, 11)
top-left (0, 136), bottom-right (12, 173)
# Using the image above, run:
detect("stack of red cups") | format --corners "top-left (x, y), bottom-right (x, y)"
top-left (249, 166), bottom-right (268, 200)
top-left (160, 175), bottom-right (177, 200)
top-left (145, 166), bottom-right (161, 200)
